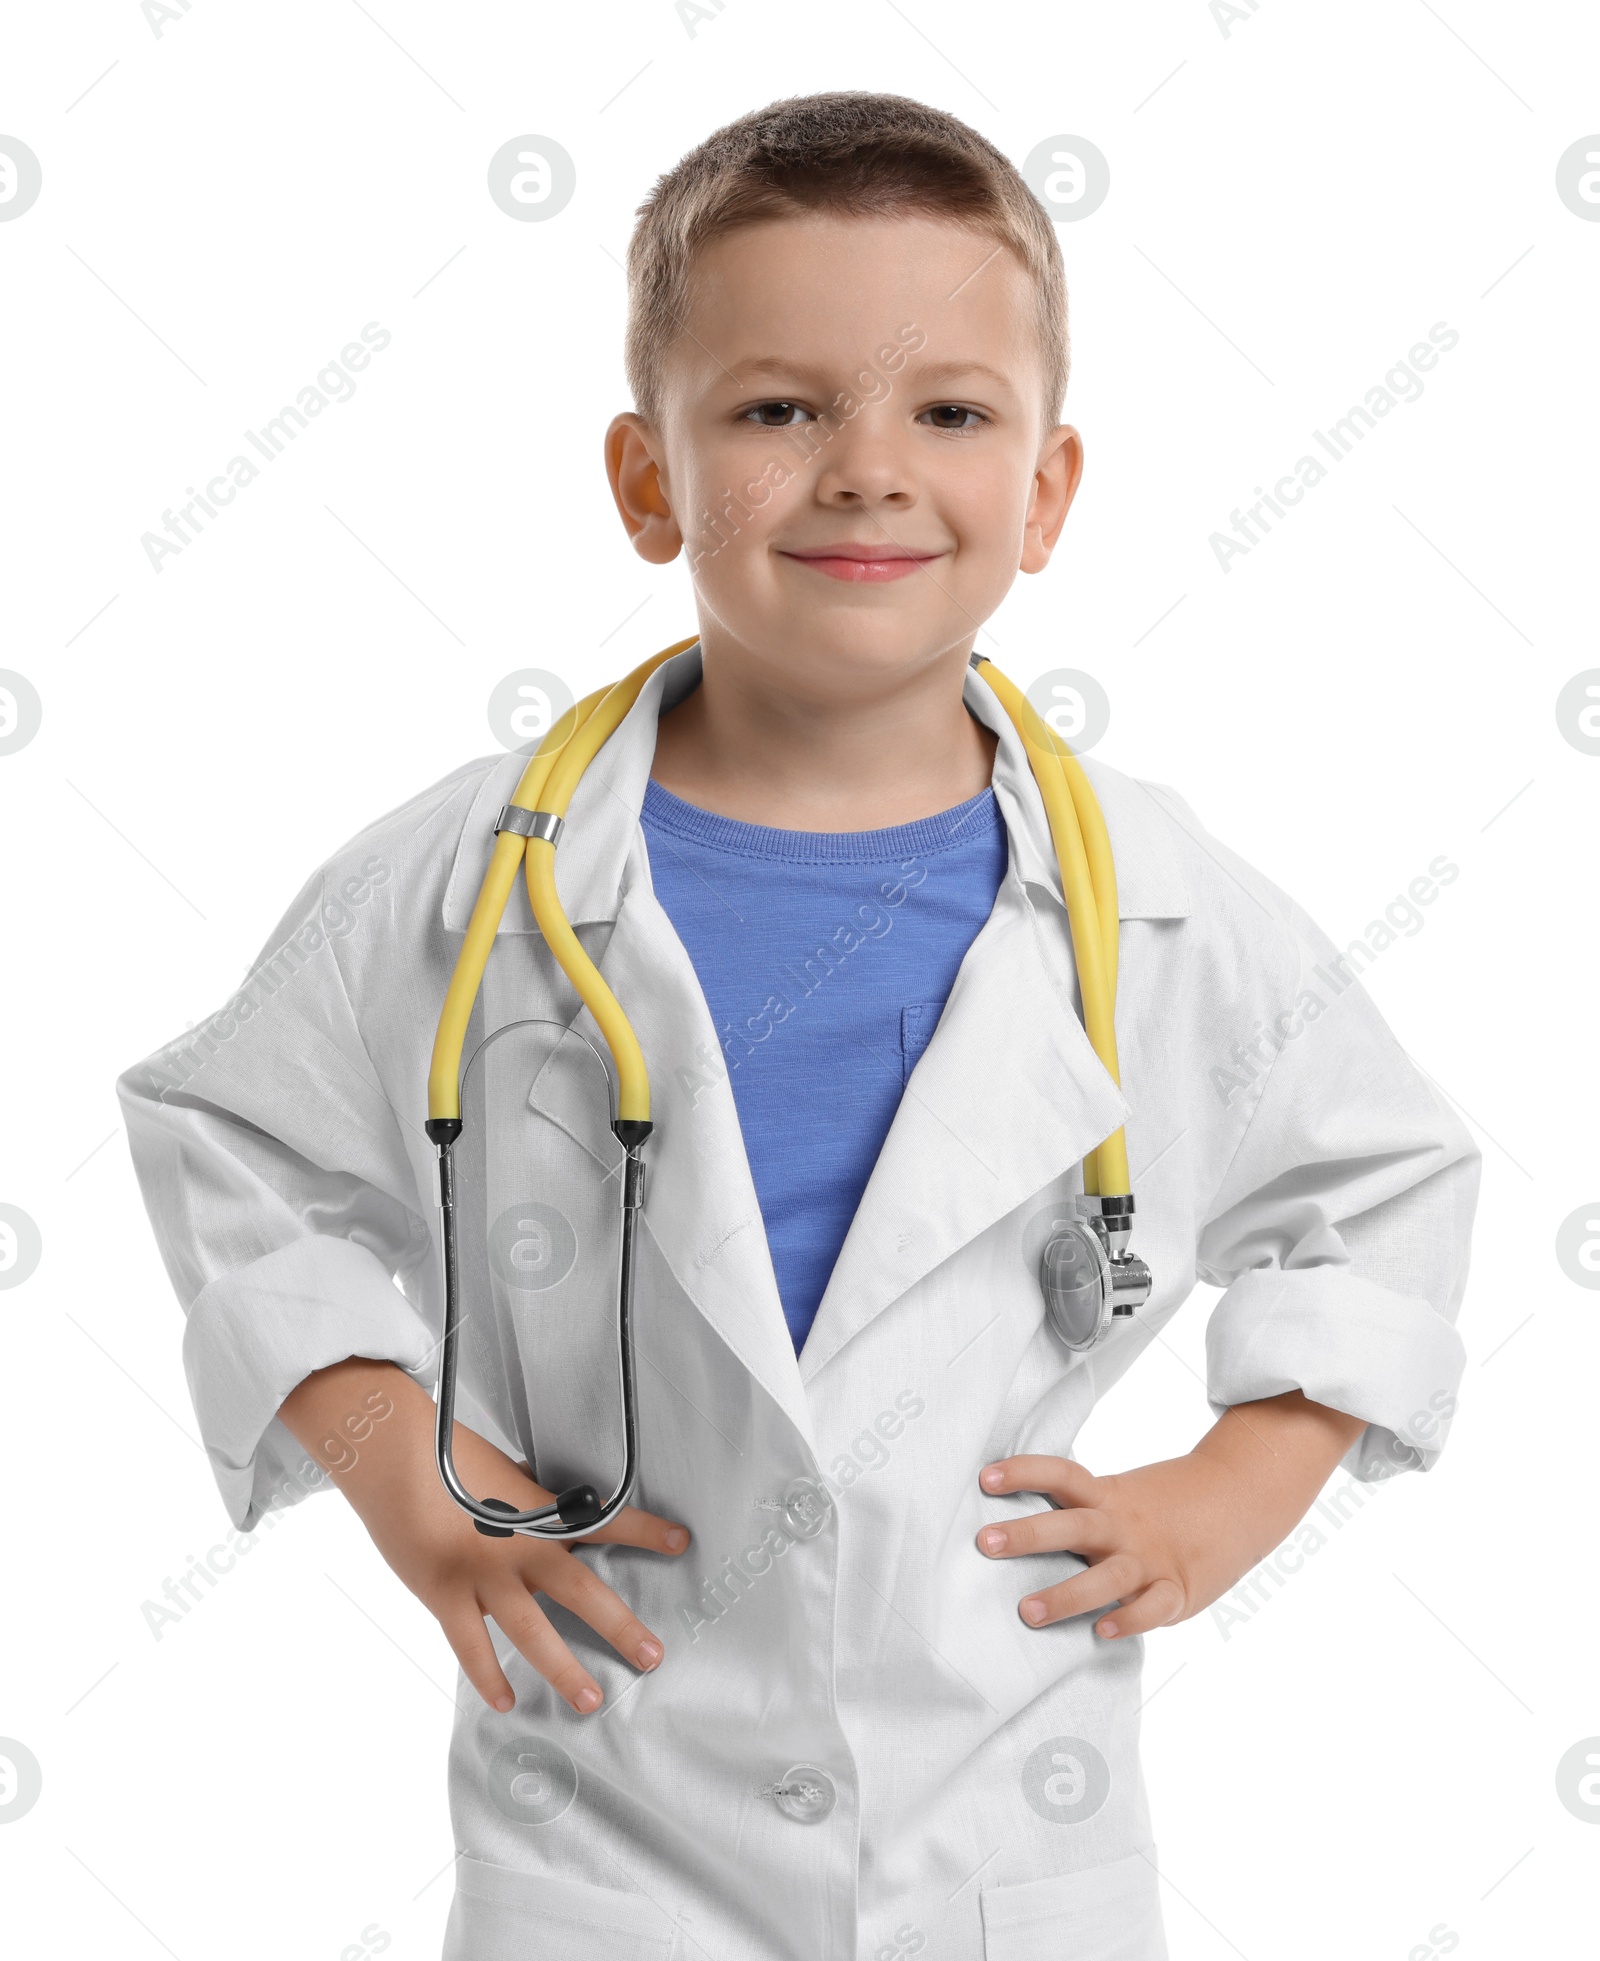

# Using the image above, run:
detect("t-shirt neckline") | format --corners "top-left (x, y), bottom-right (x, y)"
top-left (640, 775), bottom-right (1001, 864)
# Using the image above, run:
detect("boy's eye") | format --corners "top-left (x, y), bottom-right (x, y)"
top-left (740, 399), bottom-right (989, 432)
top-left (743, 401), bottom-right (814, 427)
top-left (919, 404), bottom-right (988, 433)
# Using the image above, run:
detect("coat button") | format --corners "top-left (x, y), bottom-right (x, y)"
top-left (780, 1475), bottom-right (832, 1538)
top-left (770, 1764), bottom-right (836, 1824)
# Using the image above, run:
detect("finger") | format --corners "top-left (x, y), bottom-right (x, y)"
top-left (539, 1557), bottom-right (666, 1675)
top-left (976, 1506), bottom-right (1114, 1562)
top-left (1094, 1577), bottom-right (1185, 1641)
top-left (981, 1454), bottom-right (1101, 1508)
top-left (1017, 1552), bottom-right (1143, 1629)
top-left (585, 1503), bottom-right (692, 1555)
top-left (438, 1603), bottom-right (517, 1714)
top-left (482, 1582), bottom-right (606, 1714)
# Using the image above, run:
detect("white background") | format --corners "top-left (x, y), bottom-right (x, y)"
top-left (2, 2), bottom-right (1597, 1956)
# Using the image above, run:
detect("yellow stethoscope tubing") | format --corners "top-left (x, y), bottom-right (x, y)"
top-left (968, 656), bottom-right (1129, 1199)
top-left (425, 692), bottom-right (600, 1126)
top-left (425, 641), bottom-right (694, 1128)
top-left (520, 641), bottom-right (696, 1124)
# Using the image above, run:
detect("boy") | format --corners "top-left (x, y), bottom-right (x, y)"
top-left (119, 92), bottom-right (1479, 1961)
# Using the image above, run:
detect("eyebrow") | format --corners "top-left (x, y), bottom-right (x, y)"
top-left (722, 355), bottom-right (1018, 394)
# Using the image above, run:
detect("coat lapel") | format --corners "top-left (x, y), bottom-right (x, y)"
top-left (794, 665), bottom-right (1192, 1383)
top-left (578, 876), bottom-right (814, 1446)
top-left (794, 865), bottom-right (1132, 1382)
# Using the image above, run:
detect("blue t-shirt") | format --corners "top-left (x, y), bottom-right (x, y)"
top-left (639, 777), bottom-right (1008, 1353)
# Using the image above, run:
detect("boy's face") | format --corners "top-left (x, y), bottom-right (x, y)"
top-left (607, 211), bottom-right (1081, 694)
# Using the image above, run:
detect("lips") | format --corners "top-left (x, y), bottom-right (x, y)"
top-left (780, 544), bottom-right (943, 584)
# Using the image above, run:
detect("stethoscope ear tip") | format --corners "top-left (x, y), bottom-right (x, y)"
top-left (556, 1484), bottom-right (604, 1529)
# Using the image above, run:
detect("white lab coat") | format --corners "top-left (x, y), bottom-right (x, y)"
top-left (117, 643), bottom-right (1479, 1961)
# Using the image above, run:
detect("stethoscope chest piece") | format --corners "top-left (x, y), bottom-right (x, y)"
top-left (1040, 1195), bottom-right (1153, 1352)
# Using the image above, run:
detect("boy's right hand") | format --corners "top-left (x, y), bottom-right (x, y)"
top-left (277, 1357), bottom-right (690, 1716)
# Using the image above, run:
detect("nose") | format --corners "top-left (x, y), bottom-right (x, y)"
top-left (806, 402), bottom-right (918, 514)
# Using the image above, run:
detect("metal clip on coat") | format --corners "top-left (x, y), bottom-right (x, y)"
top-left (423, 638), bottom-right (1152, 1538)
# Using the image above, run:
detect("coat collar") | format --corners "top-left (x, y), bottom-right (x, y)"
top-left (440, 641), bottom-right (1192, 934)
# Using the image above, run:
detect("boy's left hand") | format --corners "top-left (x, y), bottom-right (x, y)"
top-left (976, 1392), bottom-right (1366, 1640)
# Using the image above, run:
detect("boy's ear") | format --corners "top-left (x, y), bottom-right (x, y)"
top-left (606, 412), bottom-right (683, 565)
top-left (1020, 424), bottom-right (1084, 574)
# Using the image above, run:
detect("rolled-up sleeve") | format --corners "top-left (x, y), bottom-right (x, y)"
top-left (117, 869), bottom-right (437, 1532)
top-left (1195, 897), bottom-right (1481, 1483)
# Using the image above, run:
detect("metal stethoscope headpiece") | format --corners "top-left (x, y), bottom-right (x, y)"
top-left (1038, 1192), bottom-right (1154, 1352)
top-left (423, 639), bottom-right (1153, 1537)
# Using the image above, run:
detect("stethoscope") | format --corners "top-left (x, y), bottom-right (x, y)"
top-left (424, 637), bottom-right (1152, 1539)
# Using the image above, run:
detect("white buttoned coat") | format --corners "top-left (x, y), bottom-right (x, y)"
top-left (117, 642), bottom-right (1479, 1961)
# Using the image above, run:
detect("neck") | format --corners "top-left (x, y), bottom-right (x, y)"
top-left (649, 636), bottom-right (998, 831)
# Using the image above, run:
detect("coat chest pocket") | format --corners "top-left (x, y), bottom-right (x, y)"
top-left (444, 1854), bottom-right (676, 1960)
top-left (981, 1846), bottom-right (1165, 1961)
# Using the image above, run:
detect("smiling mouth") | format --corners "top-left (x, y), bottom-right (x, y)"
top-left (779, 546), bottom-right (944, 584)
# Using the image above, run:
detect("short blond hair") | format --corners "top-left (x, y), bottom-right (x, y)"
top-left (623, 91), bottom-right (1068, 432)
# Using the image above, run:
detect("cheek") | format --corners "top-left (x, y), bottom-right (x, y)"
top-left (687, 455), bottom-right (805, 565)
top-left (944, 457), bottom-right (1032, 559)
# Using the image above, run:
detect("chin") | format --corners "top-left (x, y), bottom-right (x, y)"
top-left (773, 624), bottom-right (949, 683)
